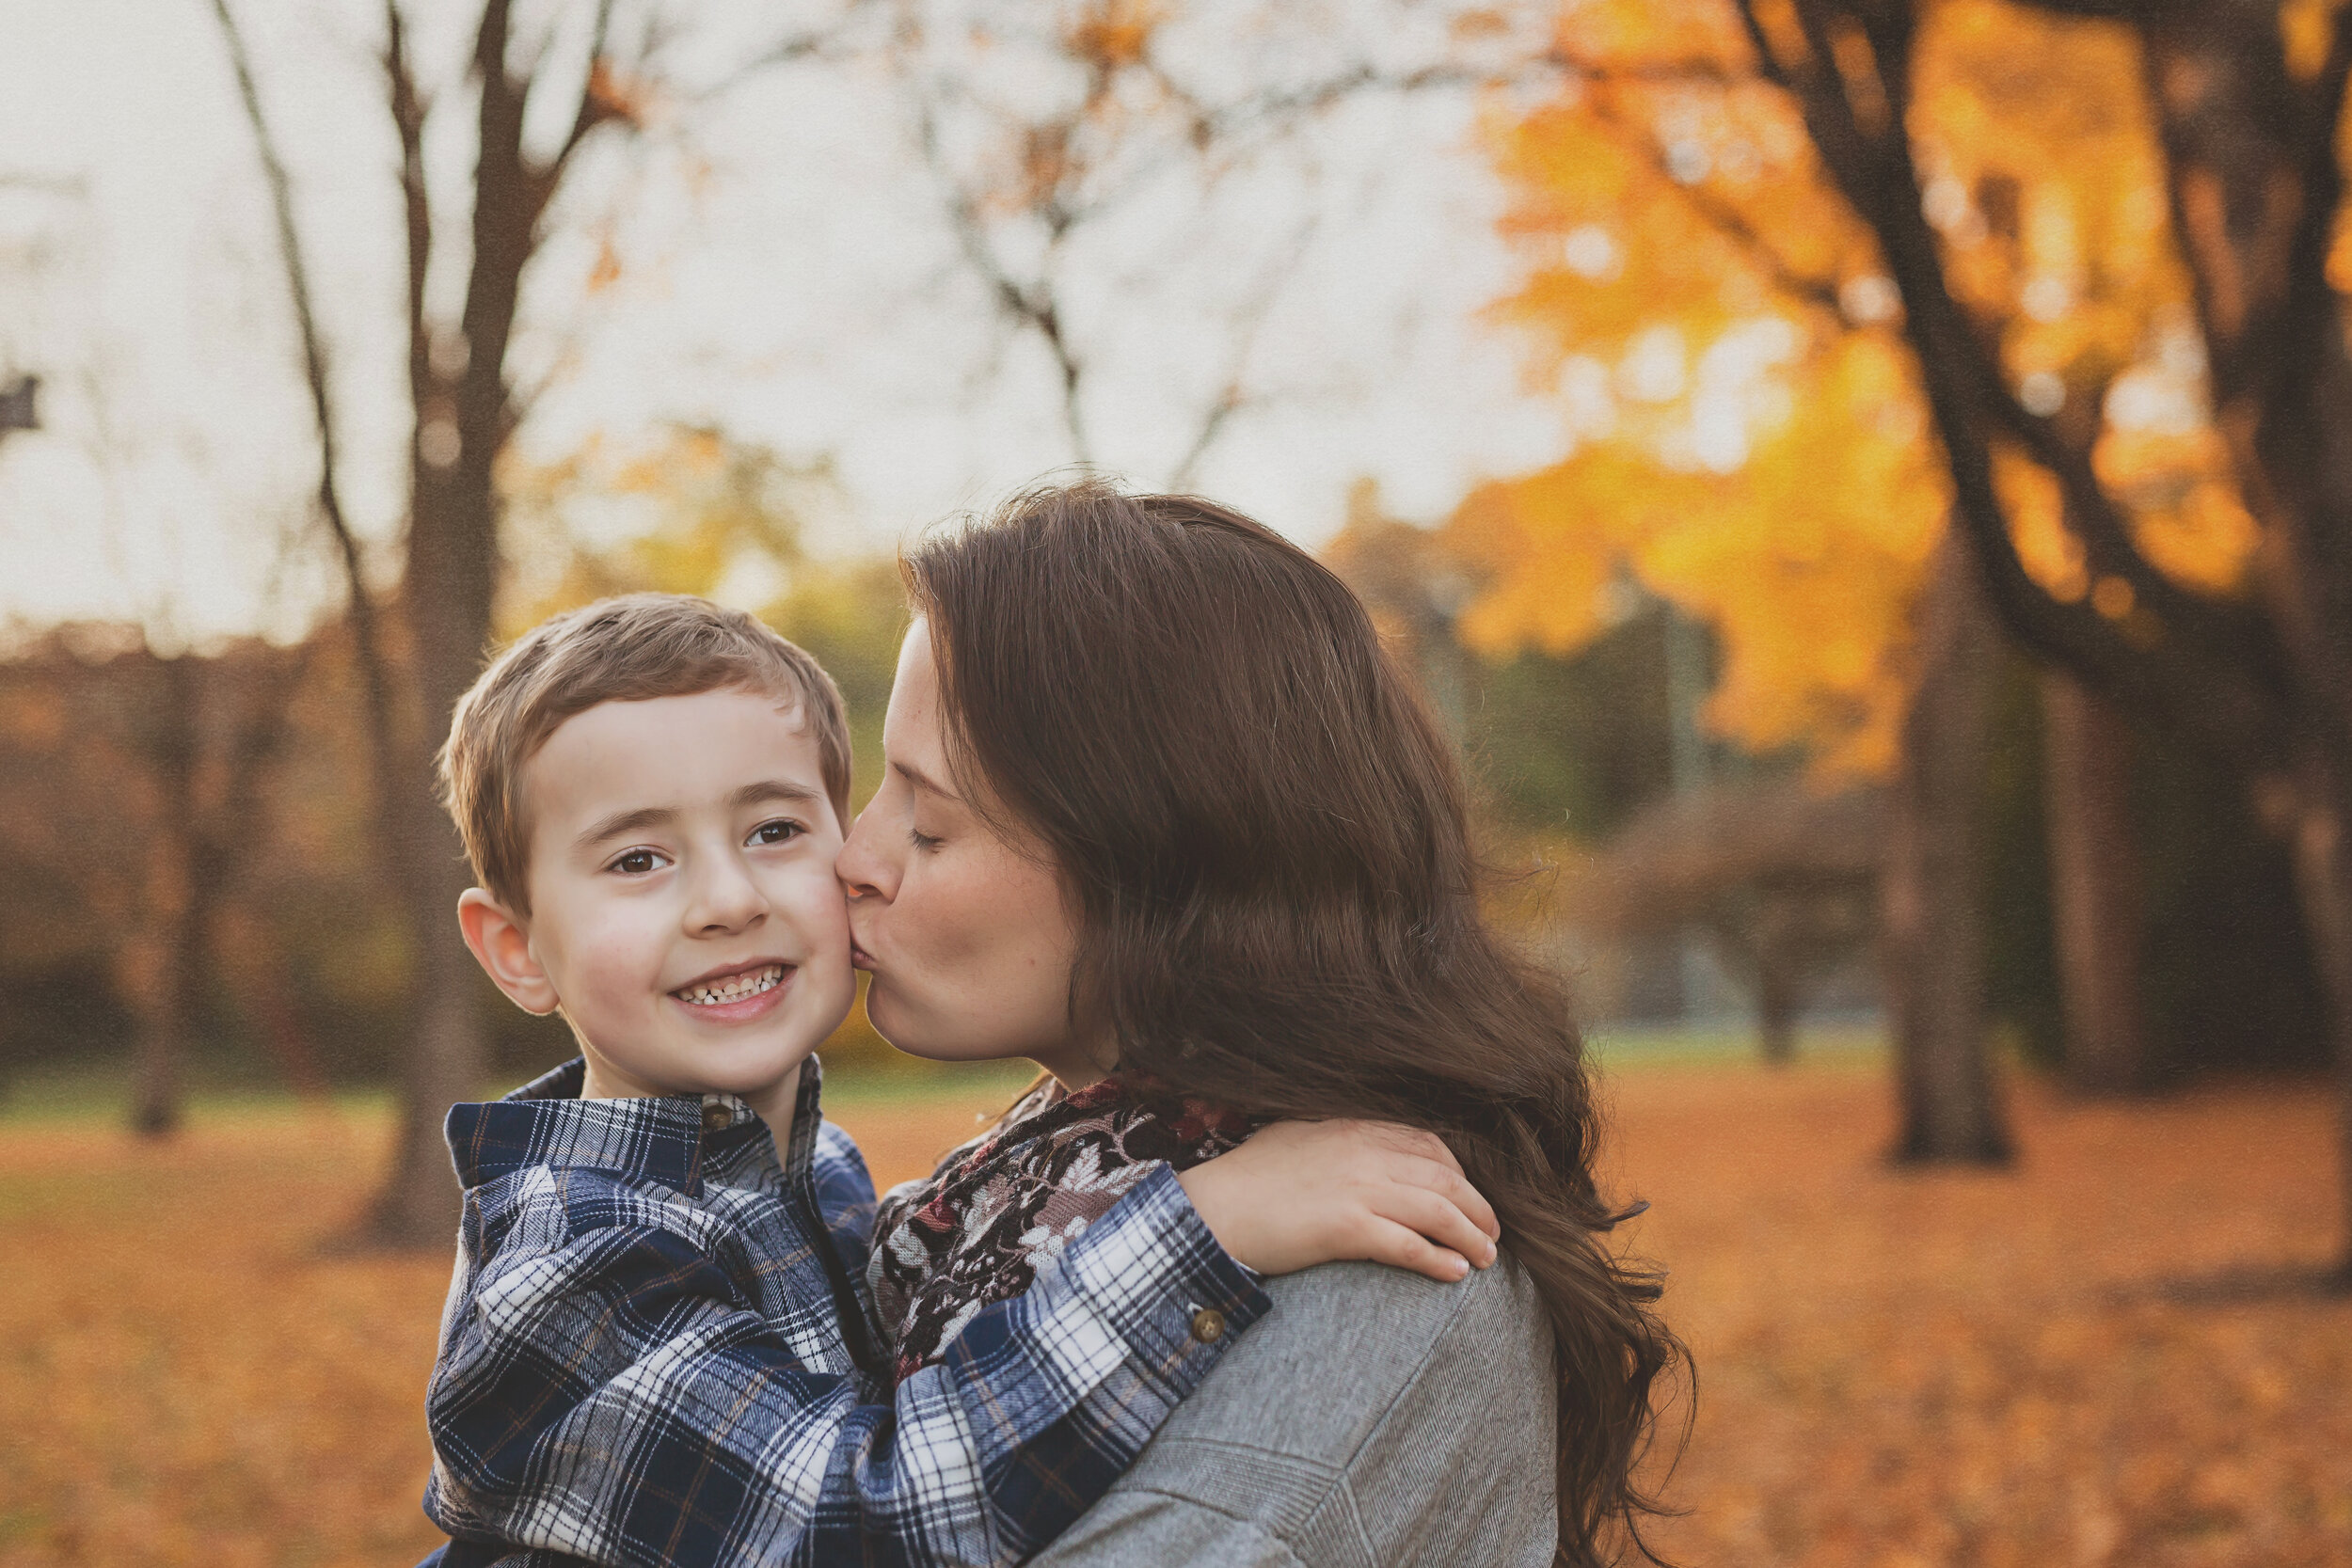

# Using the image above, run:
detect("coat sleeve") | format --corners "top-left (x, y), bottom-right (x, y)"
top-left (425, 1164), bottom-right (1269, 1568)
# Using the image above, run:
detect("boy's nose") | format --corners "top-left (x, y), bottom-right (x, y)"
top-left (685, 855), bottom-right (767, 932)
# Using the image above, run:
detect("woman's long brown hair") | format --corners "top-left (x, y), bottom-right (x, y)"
top-left (905, 479), bottom-right (1687, 1566)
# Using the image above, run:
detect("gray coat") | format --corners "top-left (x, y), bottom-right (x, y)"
top-left (1028, 1256), bottom-right (1559, 1567)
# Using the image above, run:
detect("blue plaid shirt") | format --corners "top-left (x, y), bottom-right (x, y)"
top-left (422, 1056), bottom-right (1268, 1568)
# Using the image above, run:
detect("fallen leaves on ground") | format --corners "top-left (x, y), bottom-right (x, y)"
top-left (0, 1065), bottom-right (2343, 1566)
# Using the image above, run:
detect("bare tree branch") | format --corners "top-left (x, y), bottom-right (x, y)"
top-left (207, 0), bottom-right (401, 777)
top-left (908, 88), bottom-right (1094, 460)
top-left (551, 0), bottom-right (625, 175)
top-left (897, 8), bottom-right (1577, 480)
top-left (680, 28), bottom-right (838, 105)
top-left (384, 2), bottom-right (436, 473)
top-left (1167, 207), bottom-right (1321, 490)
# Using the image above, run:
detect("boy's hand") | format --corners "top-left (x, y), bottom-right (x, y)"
top-left (1175, 1120), bottom-right (1502, 1283)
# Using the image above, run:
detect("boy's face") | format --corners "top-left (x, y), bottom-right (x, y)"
top-left (480, 687), bottom-right (853, 1109)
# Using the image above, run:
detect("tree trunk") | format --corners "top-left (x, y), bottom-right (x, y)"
top-left (1756, 957), bottom-right (1799, 1066)
top-left (217, 903), bottom-right (328, 1100)
top-left (127, 933), bottom-right (192, 1138)
top-left (129, 657), bottom-right (201, 1137)
top-left (2280, 763), bottom-right (2352, 1289)
top-left (2041, 671), bottom-right (2153, 1094)
top-left (2137, 6), bottom-right (2352, 1280)
top-left (1751, 893), bottom-right (1802, 1066)
top-left (369, 774), bottom-right (489, 1244)
top-left (1885, 541), bottom-right (2011, 1164)
top-left (362, 1), bottom-right (558, 1247)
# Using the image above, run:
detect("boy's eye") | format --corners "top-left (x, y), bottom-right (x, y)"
top-left (610, 848), bottom-right (667, 876)
top-left (749, 818), bottom-right (803, 847)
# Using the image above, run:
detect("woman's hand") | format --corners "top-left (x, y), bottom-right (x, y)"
top-left (1175, 1119), bottom-right (1502, 1283)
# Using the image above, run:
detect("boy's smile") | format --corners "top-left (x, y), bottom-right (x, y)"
top-left (673, 958), bottom-right (793, 1016)
top-left (459, 687), bottom-right (856, 1130)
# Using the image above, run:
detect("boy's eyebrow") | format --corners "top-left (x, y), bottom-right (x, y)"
top-left (575, 782), bottom-right (822, 851)
top-left (575, 805), bottom-right (674, 850)
top-left (731, 779), bottom-right (823, 811)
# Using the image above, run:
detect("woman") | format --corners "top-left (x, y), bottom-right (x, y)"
top-left (839, 479), bottom-right (1684, 1567)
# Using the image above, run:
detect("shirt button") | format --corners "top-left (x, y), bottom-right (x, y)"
top-left (1189, 1307), bottom-right (1227, 1344)
top-left (701, 1101), bottom-right (731, 1132)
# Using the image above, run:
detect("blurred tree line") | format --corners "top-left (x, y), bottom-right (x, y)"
top-left (0, 427), bottom-right (910, 1106)
top-left (6, 445), bottom-right (2322, 1132)
top-left (1328, 485), bottom-right (2328, 1082)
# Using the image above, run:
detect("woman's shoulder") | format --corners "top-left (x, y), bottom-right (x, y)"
top-left (1029, 1257), bottom-right (1557, 1568)
top-left (1258, 1253), bottom-right (1551, 1409)
top-left (1131, 1256), bottom-right (1551, 1472)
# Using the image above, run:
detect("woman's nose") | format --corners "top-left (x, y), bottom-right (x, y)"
top-left (835, 801), bottom-right (896, 901)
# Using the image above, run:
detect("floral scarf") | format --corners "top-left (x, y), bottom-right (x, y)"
top-left (866, 1074), bottom-right (1251, 1386)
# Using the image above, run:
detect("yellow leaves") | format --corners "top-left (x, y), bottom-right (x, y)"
top-left (1064, 0), bottom-right (1160, 72)
top-left (1484, 64), bottom-right (1862, 372)
top-left (1470, 0), bottom-right (2265, 787)
top-left (587, 235), bottom-right (623, 295)
top-left (1999, 447), bottom-right (2086, 603)
top-left (585, 59), bottom-right (656, 129)
top-left (497, 426), bottom-right (823, 639)
top-left (1454, 317), bottom-right (1945, 782)
top-left (1635, 335), bottom-right (1946, 779)
top-left (2095, 425), bottom-right (2259, 594)
top-left (2280, 0), bottom-right (2346, 82)
top-left (1451, 8), bottom-right (1513, 42)
top-left (1451, 451), bottom-right (1682, 657)
top-left (1547, 0), bottom-right (1748, 70)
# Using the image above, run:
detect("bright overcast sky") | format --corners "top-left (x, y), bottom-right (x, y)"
top-left (0, 0), bottom-right (1569, 643)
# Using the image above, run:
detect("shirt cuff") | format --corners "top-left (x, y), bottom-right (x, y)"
top-left (1056, 1162), bottom-right (1273, 1393)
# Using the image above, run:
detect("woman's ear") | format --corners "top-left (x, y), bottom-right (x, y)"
top-left (457, 887), bottom-right (560, 1016)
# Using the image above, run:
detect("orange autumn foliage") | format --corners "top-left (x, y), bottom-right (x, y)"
top-left (1454, 0), bottom-right (2265, 781)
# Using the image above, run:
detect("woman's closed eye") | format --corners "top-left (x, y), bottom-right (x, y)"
top-left (908, 826), bottom-right (944, 852)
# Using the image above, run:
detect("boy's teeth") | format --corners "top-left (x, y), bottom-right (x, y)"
top-left (677, 964), bottom-right (787, 1006)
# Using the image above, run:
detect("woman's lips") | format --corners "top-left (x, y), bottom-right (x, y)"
top-left (849, 942), bottom-right (877, 972)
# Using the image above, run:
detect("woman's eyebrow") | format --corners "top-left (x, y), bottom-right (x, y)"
top-left (892, 759), bottom-right (960, 801)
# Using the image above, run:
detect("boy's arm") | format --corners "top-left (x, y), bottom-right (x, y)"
top-left (427, 1164), bottom-right (1264, 1568)
top-left (808, 1118), bottom-right (878, 1269)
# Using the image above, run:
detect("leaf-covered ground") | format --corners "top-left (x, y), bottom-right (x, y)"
top-left (0, 1061), bottom-right (2344, 1566)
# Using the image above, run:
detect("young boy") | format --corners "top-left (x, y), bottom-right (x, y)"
top-left (419, 594), bottom-right (1494, 1568)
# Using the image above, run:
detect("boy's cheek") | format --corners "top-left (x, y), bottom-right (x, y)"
top-left (776, 863), bottom-right (853, 942)
top-left (564, 910), bottom-right (672, 1003)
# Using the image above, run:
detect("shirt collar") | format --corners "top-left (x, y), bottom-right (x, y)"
top-left (444, 1054), bottom-right (828, 1198)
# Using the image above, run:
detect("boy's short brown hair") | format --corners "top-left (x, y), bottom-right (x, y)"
top-left (438, 593), bottom-right (851, 915)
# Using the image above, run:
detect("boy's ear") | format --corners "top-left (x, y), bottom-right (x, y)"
top-left (457, 888), bottom-right (560, 1016)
